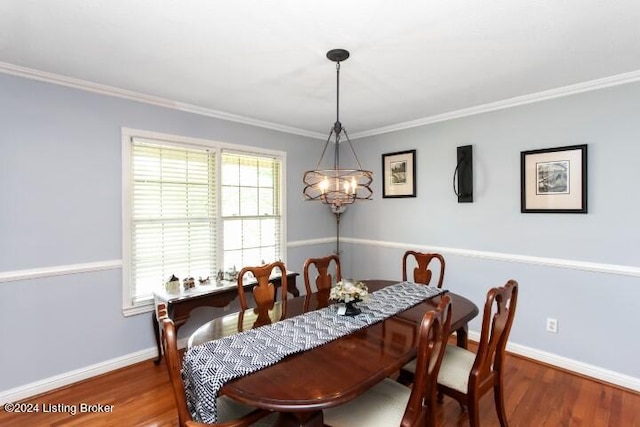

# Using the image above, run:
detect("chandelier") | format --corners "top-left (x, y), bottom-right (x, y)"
top-left (303, 49), bottom-right (373, 214)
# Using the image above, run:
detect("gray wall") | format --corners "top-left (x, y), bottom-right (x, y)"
top-left (1, 71), bottom-right (639, 394)
top-left (0, 73), bottom-right (331, 391)
top-left (341, 81), bottom-right (640, 379)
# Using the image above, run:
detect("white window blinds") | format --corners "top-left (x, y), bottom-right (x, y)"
top-left (221, 153), bottom-right (282, 270)
top-left (130, 140), bottom-right (217, 305)
top-left (123, 130), bottom-right (286, 314)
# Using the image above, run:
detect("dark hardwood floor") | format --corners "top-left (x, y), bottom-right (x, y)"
top-left (1, 349), bottom-right (638, 426)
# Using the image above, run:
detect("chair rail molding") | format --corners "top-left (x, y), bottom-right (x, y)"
top-left (0, 260), bottom-right (122, 284)
top-left (287, 237), bottom-right (336, 248)
top-left (7, 236), bottom-right (633, 285)
top-left (342, 237), bottom-right (640, 278)
top-left (289, 236), bottom-right (640, 278)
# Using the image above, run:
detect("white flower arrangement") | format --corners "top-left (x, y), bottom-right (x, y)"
top-left (330, 280), bottom-right (370, 303)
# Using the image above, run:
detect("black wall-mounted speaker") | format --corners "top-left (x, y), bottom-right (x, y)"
top-left (455, 145), bottom-right (473, 203)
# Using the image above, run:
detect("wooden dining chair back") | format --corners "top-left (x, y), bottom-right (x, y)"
top-left (402, 251), bottom-right (446, 288)
top-left (402, 295), bottom-right (453, 426)
top-left (436, 280), bottom-right (519, 427)
top-left (157, 304), bottom-right (272, 427)
top-left (237, 261), bottom-right (288, 316)
top-left (157, 304), bottom-right (275, 427)
top-left (323, 296), bottom-right (452, 427)
top-left (303, 254), bottom-right (342, 294)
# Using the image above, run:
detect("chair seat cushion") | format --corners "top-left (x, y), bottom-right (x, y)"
top-left (323, 378), bottom-right (411, 427)
top-left (217, 395), bottom-right (254, 421)
top-left (436, 345), bottom-right (476, 393)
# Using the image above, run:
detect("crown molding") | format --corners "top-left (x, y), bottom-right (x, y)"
top-left (3, 61), bottom-right (640, 141)
top-left (0, 61), bottom-right (326, 140)
top-left (350, 69), bottom-right (640, 139)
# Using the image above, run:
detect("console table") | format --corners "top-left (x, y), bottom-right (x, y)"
top-left (152, 271), bottom-right (299, 363)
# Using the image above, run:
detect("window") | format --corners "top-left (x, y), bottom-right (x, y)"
top-left (122, 129), bottom-right (285, 315)
top-left (221, 153), bottom-right (282, 270)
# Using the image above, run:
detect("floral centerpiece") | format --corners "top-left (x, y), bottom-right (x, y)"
top-left (330, 280), bottom-right (369, 315)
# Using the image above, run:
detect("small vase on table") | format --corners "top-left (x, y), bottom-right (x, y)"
top-left (344, 300), bottom-right (361, 316)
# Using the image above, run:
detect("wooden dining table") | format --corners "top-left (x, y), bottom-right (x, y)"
top-left (187, 279), bottom-right (479, 427)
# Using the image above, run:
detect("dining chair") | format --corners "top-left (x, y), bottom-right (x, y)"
top-left (323, 295), bottom-right (452, 427)
top-left (396, 251), bottom-right (446, 387)
top-left (303, 254), bottom-right (342, 294)
top-left (402, 280), bottom-right (519, 427)
top-left (237, 261), bottom-right (288, 317)
top-left (402, 251), bottom-right (446, 288)
top-left (157, 304), bottom-right (276, 427)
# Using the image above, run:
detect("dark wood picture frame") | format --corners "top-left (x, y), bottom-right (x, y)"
top-left (521, 144), bottom-right (587, 213)
top-left (382, 150), bottom-right (416, 198)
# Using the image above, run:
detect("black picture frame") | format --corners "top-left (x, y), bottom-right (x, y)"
top-left (520, 144), bottom-right (587, 213)
top-left (382, 150), bottom-right (416, 198)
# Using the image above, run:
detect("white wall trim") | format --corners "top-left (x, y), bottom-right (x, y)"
top-left (287, 237), bottom-right (336, 248)
top-left (343, 237), bottom-right (640, 278)
top-left (0, 61), bottom-right (325, 140)
top-left (0, 347), bottom-right (155, 404)
top-left (467, 331), bottom-right (640, 392)
top-left (351, 69), bottom-right (640, 139)
top-left (0, 260), bottom-right (122, 284)
top-left (3, 60), bottom-right (639, 142)
top-left (0, 340), bottom-right (189, 404)
top-left (2, 237), bottom-right (637, 285)
top-left (3, 326), bottom-right (636, 405)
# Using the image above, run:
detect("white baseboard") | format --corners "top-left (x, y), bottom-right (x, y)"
top-left (0, 348), bottom-right (154, 404)
top-left (3, 330), bottom-right (638, 405)
top-left (467, 331), bottom-right (640, 392)
top-left (0, 339), bottom-right (190, 405)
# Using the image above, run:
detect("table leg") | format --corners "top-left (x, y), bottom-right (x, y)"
top-left (274, 411), bottom-right (324, 427)
top-left (152, 312), bottom-right (162, 364)
top-left (456, 324), bottom-right (469, 349)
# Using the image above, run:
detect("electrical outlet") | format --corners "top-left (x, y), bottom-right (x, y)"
top-left (546, 318), bottom-right (558, 333)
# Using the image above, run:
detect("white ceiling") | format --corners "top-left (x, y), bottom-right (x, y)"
top-left (2, 0), bottom-right (640, 138)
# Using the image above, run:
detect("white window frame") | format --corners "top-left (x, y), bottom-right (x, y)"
top-left (121, 128), bottom-right (287, 316)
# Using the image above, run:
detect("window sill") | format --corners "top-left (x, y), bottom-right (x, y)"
top-left (122, 299), bottom-right (154, 317)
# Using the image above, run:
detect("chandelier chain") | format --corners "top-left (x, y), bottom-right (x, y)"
top-left (335, 61), bottom-right (341, 131)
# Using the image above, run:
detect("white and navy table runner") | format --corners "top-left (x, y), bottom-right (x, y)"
top-left (182, 281), bottom-right (445, 423)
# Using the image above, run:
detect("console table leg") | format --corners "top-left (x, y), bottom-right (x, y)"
top-left (287, 276), bottom-right (300, 297)
top-left (152, 312), bottom-right (162, 364)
